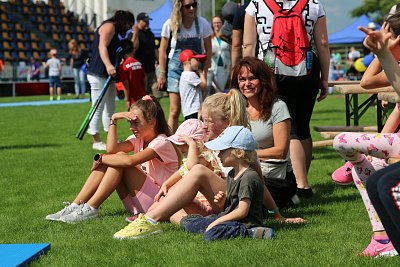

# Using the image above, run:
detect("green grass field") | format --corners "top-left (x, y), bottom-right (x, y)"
top-left (0, 94), bottom-right (399, 266)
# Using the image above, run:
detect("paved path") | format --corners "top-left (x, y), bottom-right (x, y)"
top-left (0, 99), bottom-right (90, 107)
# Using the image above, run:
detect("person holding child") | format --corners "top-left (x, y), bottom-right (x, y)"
top-left (46, 96), bottom-right (180, 223)
top-left (180, 126), bottom-right (273, 241)
top-left (179, 49), bottom-right (207, 120)
top-left (118, 39), bottom-right (146, 110)
top-left (157, 0), bottom-right (212, 132)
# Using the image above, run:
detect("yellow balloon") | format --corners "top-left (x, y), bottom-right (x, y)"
top-left (354, 58), bottom-right (366, 72)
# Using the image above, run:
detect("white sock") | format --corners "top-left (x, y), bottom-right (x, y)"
top-left (145, 216), bottom-right (157, 225)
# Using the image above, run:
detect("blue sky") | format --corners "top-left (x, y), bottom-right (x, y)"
top-left (324, 0), bottom-right (363, 34)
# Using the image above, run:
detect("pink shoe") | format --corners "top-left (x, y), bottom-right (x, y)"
top-left (331, 161), bottom-right (354, 185)
top-left (125, 214), bottom-right (139, 223)
top-left (361, 237), bottom-right (399, 257)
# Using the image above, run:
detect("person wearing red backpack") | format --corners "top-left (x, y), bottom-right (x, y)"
top-left (243, 0), bottom-right (330, 199)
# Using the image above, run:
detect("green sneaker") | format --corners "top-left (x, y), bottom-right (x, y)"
top-left (113, 214), bottom-right (162, 240)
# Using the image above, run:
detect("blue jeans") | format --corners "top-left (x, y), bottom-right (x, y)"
top-left (73, 68), bottom-right (86, 95)
top-left (181, 214), bottom-right (249, 241)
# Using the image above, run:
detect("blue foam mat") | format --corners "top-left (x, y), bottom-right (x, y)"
top-left (0, 243), bottom-right (51, 267)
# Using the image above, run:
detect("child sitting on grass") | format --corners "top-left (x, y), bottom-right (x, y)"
top-left (180, 126), bottom-right (273, 241)
top-left (124, 118), bottom-right (220, 224)
top-left (178, 49), bottom-right (207, 120)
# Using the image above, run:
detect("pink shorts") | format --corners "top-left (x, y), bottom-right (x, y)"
top-left (121, 174), bottom-right (159, 214)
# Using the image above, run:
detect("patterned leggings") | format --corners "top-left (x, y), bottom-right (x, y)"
top-left (333, 132), bottom-right (400, 232)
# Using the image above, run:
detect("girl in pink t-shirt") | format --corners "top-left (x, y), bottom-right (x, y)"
top-left (46, 95), bottom-right (180, 224)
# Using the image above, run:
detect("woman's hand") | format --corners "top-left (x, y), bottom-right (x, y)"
top-left (111, 112), bottom-right (137, 121)
top-left (91, 160), bottom-right (101, 172)
top-left (154, 184), bottom-right (169, 202)
top-left (157, 74), bottom-right (166, 90)
top-left (106, 63), bottom-right (117, 77)
top-left (274, 213), bottom-right (306, 224)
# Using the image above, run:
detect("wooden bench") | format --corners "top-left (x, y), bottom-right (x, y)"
top-left (312, 125), bottom-right (378, 148)
top-left (334, 84), bottom-right (394, 132)
top-left (378, 91), bottom-right (400, 103)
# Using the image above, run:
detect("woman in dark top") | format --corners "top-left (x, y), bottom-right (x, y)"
top-left (86, 10), bottom-right (136, 151)
top-left (68, 39), bottom-right (88, 99)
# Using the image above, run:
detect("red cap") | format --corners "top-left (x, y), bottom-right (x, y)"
top-left (179, 49), bottom-right (207, 63)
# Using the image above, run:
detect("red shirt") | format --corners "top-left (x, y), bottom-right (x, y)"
top-left (118, 57), bottom-right (146, 103)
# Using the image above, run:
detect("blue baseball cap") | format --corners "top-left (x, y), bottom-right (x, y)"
top-left (205, 126), bottom-right (256, 151)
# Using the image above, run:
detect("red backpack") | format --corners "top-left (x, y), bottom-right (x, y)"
top-left (263, 0), bottom-right (311, 76)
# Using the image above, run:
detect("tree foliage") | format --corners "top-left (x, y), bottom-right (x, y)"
top-left (351, 0), bottom-right (398, 23)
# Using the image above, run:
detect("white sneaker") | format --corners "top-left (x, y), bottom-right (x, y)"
top-left (46, 202), bottom-right (81, 221)
top-left (92, 142), bottom-right (106, 151)
top-left (60, 203), bottom-right (99, 224)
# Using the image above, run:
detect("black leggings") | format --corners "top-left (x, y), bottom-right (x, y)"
top-left (366, 162), bottom-right (400, 253)
top-left (276, 58), bottom-right (321, 140)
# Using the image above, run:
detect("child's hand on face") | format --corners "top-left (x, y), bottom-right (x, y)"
top-left (179, 135), bottom-right (196, 146)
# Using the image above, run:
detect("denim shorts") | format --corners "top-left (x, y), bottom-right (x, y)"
top-left (167, 57), bottom-right (183, 93)
top-left (49, 76), bottom-right (61, 88)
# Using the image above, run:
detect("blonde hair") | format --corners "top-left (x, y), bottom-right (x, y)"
top-left (170, 0), bottom-right (197, 39)
top-left (202, 89), bottom-right (250, 128)
top-left (68, 39), bottom-right (80, 55)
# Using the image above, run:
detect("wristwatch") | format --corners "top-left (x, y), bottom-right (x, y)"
top-left (94, 153), bottom-right (103, 164)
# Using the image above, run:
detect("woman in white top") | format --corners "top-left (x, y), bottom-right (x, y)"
top-left (157, 0), bottom-right (212, 132)
top-left (208, 16), bottom-right (231, 93)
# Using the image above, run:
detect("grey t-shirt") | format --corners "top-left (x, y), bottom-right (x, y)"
top-left (222, 167), bottom-right (264, 228)
top-left (46, 58), bottom-right (61, 76)
top-left (250, 99), bottom-right (292, 178)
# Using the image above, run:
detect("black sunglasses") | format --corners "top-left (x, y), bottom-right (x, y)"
top-left (184, 2), bottom-right (198, 9)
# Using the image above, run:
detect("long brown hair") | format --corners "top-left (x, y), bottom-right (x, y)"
top-left (131, 96), bottom-right (171, 136)
top-left (231, 57), bottom-right (277, 121)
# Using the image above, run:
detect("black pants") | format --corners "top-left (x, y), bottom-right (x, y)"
top-left (366, 162), bottom-right (400, 253)
top-left (264, 171), bottom-right (297, 208)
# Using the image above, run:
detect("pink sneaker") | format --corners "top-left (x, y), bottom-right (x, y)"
top-left (125, 214), bottom-right (139, 223)
top-left (361, 237), bottom-right (399, 257)
top-left (331, 161), bottom-right (354, 185)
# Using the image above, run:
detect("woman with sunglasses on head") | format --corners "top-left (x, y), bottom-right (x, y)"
top-left (157, 0), bottom-right (212, 133)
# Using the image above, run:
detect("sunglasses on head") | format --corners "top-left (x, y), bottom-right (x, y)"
top-left (184, 2), bottom-right (198, 9)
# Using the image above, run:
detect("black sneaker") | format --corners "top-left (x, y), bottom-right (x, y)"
top-left (296, 188), bottom-right (314, 198)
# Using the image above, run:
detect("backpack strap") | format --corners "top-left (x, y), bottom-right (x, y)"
top-left (292, 0), bottom-right (309, 14)
top-left (264, 0), bottom-right (309, 14)
top-left (263, 0), bottom-right (281, 14)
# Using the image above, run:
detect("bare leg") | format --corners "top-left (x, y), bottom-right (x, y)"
top-left (92, 133), bottom-right (101, 143)
top-left (290, 139), bottom-right (310, 189)
top-left (146, 164), bottom-right (226, 221)
top-left (302, 138), bottom-right (313, 173)
top-left (168, 92), bottom-right (181, 133)
top-left (49, 86), bottom-right (54, 99)
top-left (72, 164), bottom-right (108, 205)
top-left (86, 166), bottom-right (124, 208)
top-left (116, 166), bottom-right (147, 199)
top-left (57, 86), bottom-right (62, 98)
